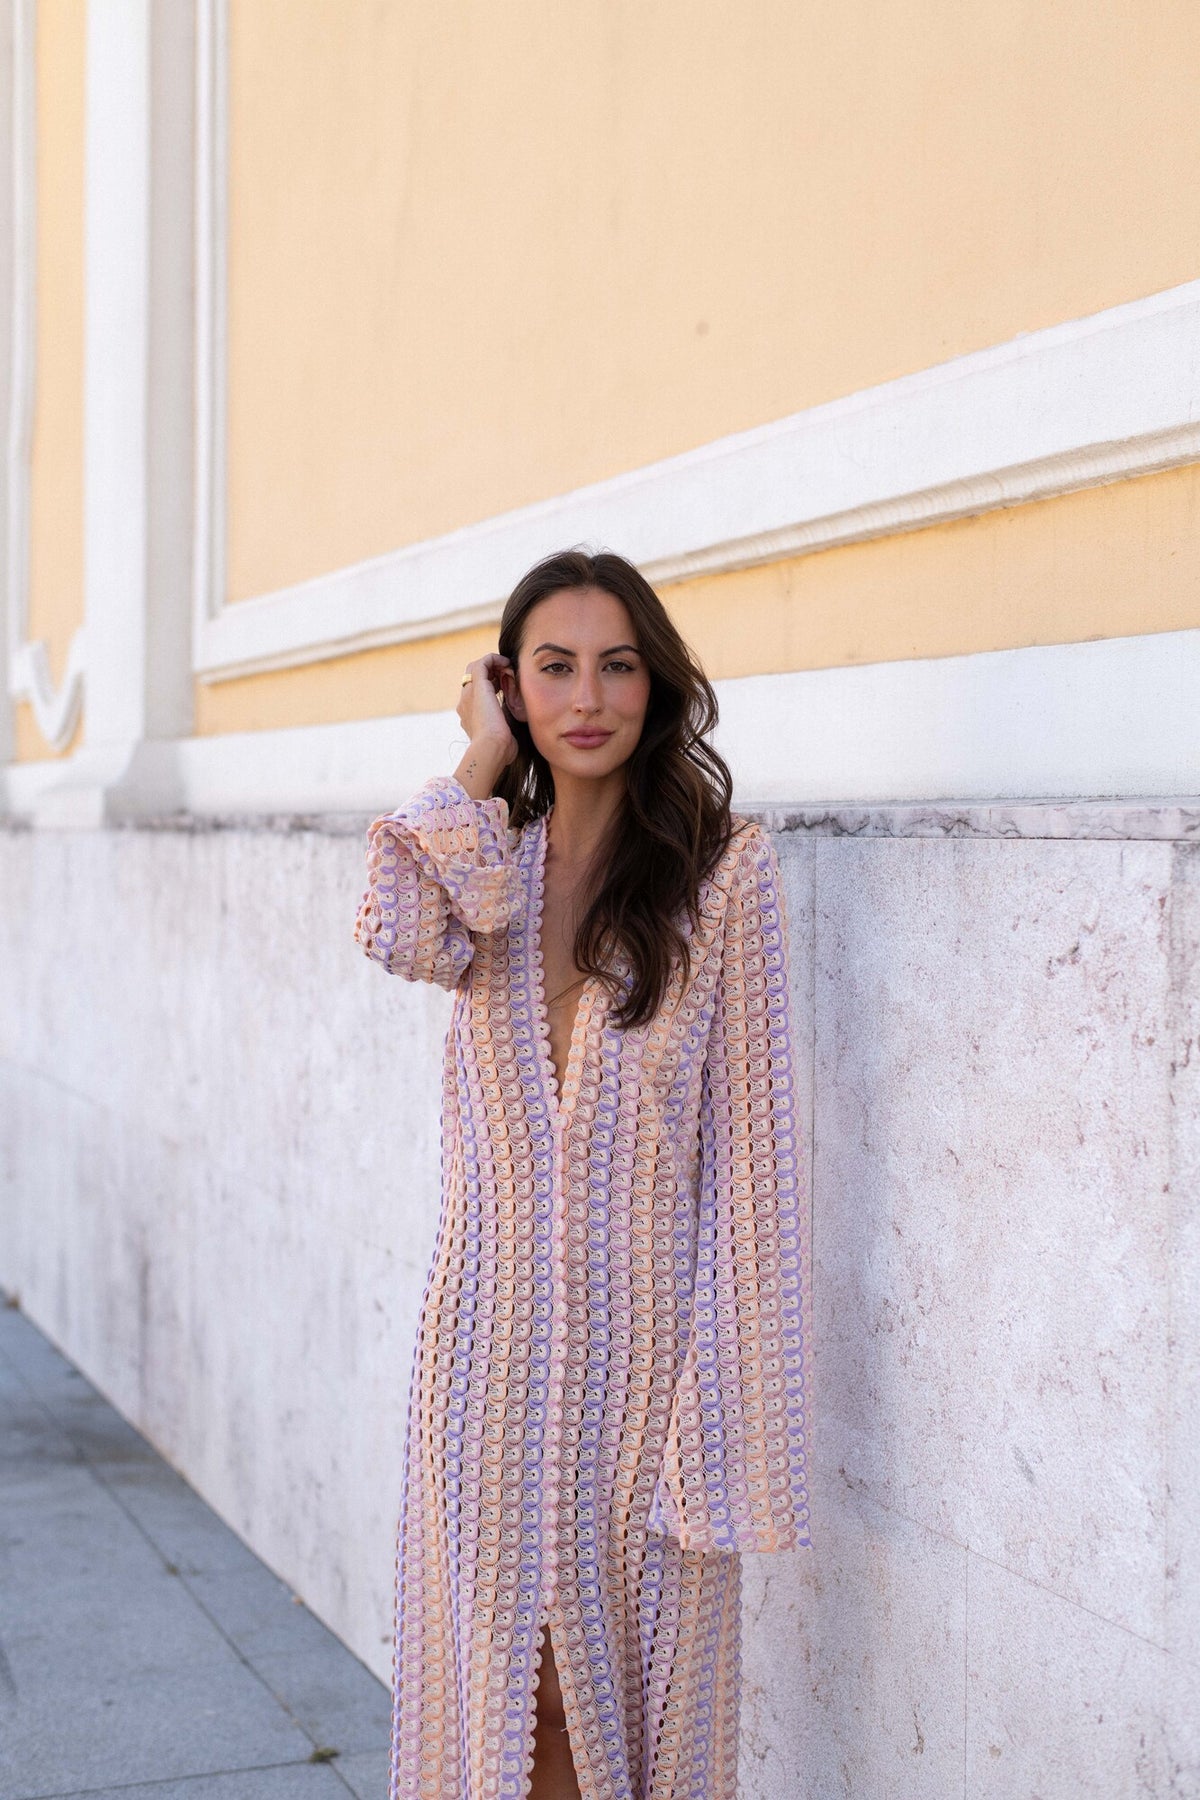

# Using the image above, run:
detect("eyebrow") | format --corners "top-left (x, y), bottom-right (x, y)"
top-left (529, 642), bottom-right (641, 658)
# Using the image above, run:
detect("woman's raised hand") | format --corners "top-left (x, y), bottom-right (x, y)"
top-left (454, 653), bottom-right (518, 799)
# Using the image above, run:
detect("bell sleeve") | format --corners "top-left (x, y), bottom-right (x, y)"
top-left (650, 823), bottom-right (811, 1554)
top-left (354, 775), bottom-right (521, 989)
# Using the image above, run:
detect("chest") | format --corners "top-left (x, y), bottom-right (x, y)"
top-left (538, 863), bottom-right (587, 1095)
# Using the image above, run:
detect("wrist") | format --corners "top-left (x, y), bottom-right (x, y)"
top-left (454, 739), bottom-right (509, 798)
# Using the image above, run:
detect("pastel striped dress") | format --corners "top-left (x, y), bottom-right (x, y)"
top-left (355, 777), bottom-right (810, 1800)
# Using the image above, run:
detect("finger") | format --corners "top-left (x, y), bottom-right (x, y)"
top-left (463, 655), bottom-right (506, 686)
top-left (460, 668), bottom-right (506, 724)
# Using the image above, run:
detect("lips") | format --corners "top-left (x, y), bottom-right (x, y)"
top-left (562, 729), bottom-right (614, 748)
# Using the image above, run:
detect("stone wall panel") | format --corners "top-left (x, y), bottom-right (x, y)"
top-left (2, 809), bottom-right (1196, 1792)
top-left (813, 837), bottom-right (1172, 1641)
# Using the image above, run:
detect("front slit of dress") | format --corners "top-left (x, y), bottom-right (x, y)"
top-left (520, 819), bottom-right (601, 1797)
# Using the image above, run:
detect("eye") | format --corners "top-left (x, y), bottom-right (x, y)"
top-left (538, 660), bottom-right (572, 675)
top-left (605, 659), bottom-right (638, 674)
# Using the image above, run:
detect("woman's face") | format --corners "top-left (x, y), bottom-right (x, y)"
top-left (502, 587), bottom-right (652, 785)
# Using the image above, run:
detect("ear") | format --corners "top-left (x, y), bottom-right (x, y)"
top-left (500, 665), bottom-right (527, 721)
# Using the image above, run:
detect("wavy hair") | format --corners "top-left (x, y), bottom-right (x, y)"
top-left (494, 548), bottom-right (734, 1028)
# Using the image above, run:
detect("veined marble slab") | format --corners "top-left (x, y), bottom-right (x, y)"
top-left (813, 836), bottom-right (1175, 1640)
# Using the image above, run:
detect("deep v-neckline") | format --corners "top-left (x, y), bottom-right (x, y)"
top-left (530, 812), bottom-right (596, 1119)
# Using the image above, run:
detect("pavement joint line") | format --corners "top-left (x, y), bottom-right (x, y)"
top-left (10, 1753), bottom-right (349, 1800)
top-left (1, 1307), bottom-right (379, 1796)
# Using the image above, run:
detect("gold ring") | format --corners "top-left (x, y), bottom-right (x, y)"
top-left (460, 673), bottom-right (473, 687)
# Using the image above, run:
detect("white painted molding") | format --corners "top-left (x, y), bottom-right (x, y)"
top-left (193, 216), bottom-right (1200, 680)
top-left (8, 627), bottom-right (1200, 822)
top-left (191, 0), bottom-right (225, 679)
top-left (82, 0), bottom-right (153, 748)
top-left (5, 0), bottom-right (86, 750)
top-left (714, 627), bottom-right (1200, 808)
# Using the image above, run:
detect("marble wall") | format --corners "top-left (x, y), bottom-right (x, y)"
top-left (1, 808), bottom-right (1197, 1796)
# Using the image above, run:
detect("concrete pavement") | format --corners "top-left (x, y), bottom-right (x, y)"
top-left (0, 1301), bottom-right (392, 1800)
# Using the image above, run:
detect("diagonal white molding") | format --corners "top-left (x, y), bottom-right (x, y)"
top-left (192, 200), bottom-right (1200, 681)
top-left (5, 0), bottom-right (86, 750)
top-left (8, 631), bottom-right (85, 744)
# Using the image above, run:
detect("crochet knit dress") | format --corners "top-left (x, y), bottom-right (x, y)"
top-left (355, 777), bottom-right (810, 1800)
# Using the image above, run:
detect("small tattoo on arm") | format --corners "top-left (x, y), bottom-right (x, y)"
top-left (463, 759), bottom-right (477, 782)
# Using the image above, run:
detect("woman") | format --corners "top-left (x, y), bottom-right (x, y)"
top-left (355, 549), bottom-right (809, 1800)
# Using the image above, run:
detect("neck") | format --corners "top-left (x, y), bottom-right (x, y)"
top-left (545, 767), bottom-right (626, 870)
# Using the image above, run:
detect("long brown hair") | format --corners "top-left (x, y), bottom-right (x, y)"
top-left (494, 548), bottom-right (733, 1028)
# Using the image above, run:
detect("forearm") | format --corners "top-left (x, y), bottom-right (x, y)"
top-left (355, 773), bottom-right (518, 984)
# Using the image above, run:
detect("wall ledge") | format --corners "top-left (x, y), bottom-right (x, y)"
top-left (4, 798), bottom-right (1198, 845)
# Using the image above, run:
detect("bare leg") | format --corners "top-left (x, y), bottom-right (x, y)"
top-left (529, 1629), bottom-right (583, 1800)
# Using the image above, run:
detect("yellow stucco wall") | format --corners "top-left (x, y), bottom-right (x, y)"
top-left (226, 0), bottom-right (1200, 610)
top-left (15, 0), bottom-right (86, 761)
top-left (13, 5), bottom-right (1198, 762)
top-left (195, 461), bottom-right (1200, 735)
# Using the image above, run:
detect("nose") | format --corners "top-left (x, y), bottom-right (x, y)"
top-left (572, 667), bottom-right (602, 714)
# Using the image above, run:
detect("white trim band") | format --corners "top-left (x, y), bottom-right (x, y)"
top-left (8, 628), bottom-right (1200, 823)
top-left (193, 270), bottom-right (1200, 682)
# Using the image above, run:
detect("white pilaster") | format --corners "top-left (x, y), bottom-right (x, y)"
top-left (81, 0), bottom-right (150, 750)
top-left (23, 0), bottom-right (194, 825)
top-left (0, 0), bottom-right (15, 768)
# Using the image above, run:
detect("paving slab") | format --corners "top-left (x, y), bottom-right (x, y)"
top-left (335, 1746), bottom-right (393, 1798)
top-left (2, 1657), bottom-right (319, 1798)
top-left (181, 1563), bottom-right (350, 1662)
top-left (70, 1458), bottom-right (269, 1580)
top-left (0, 1301), bottom-right (391, 1800)
top-left (252, 1646), bottom-right (395, 1758)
